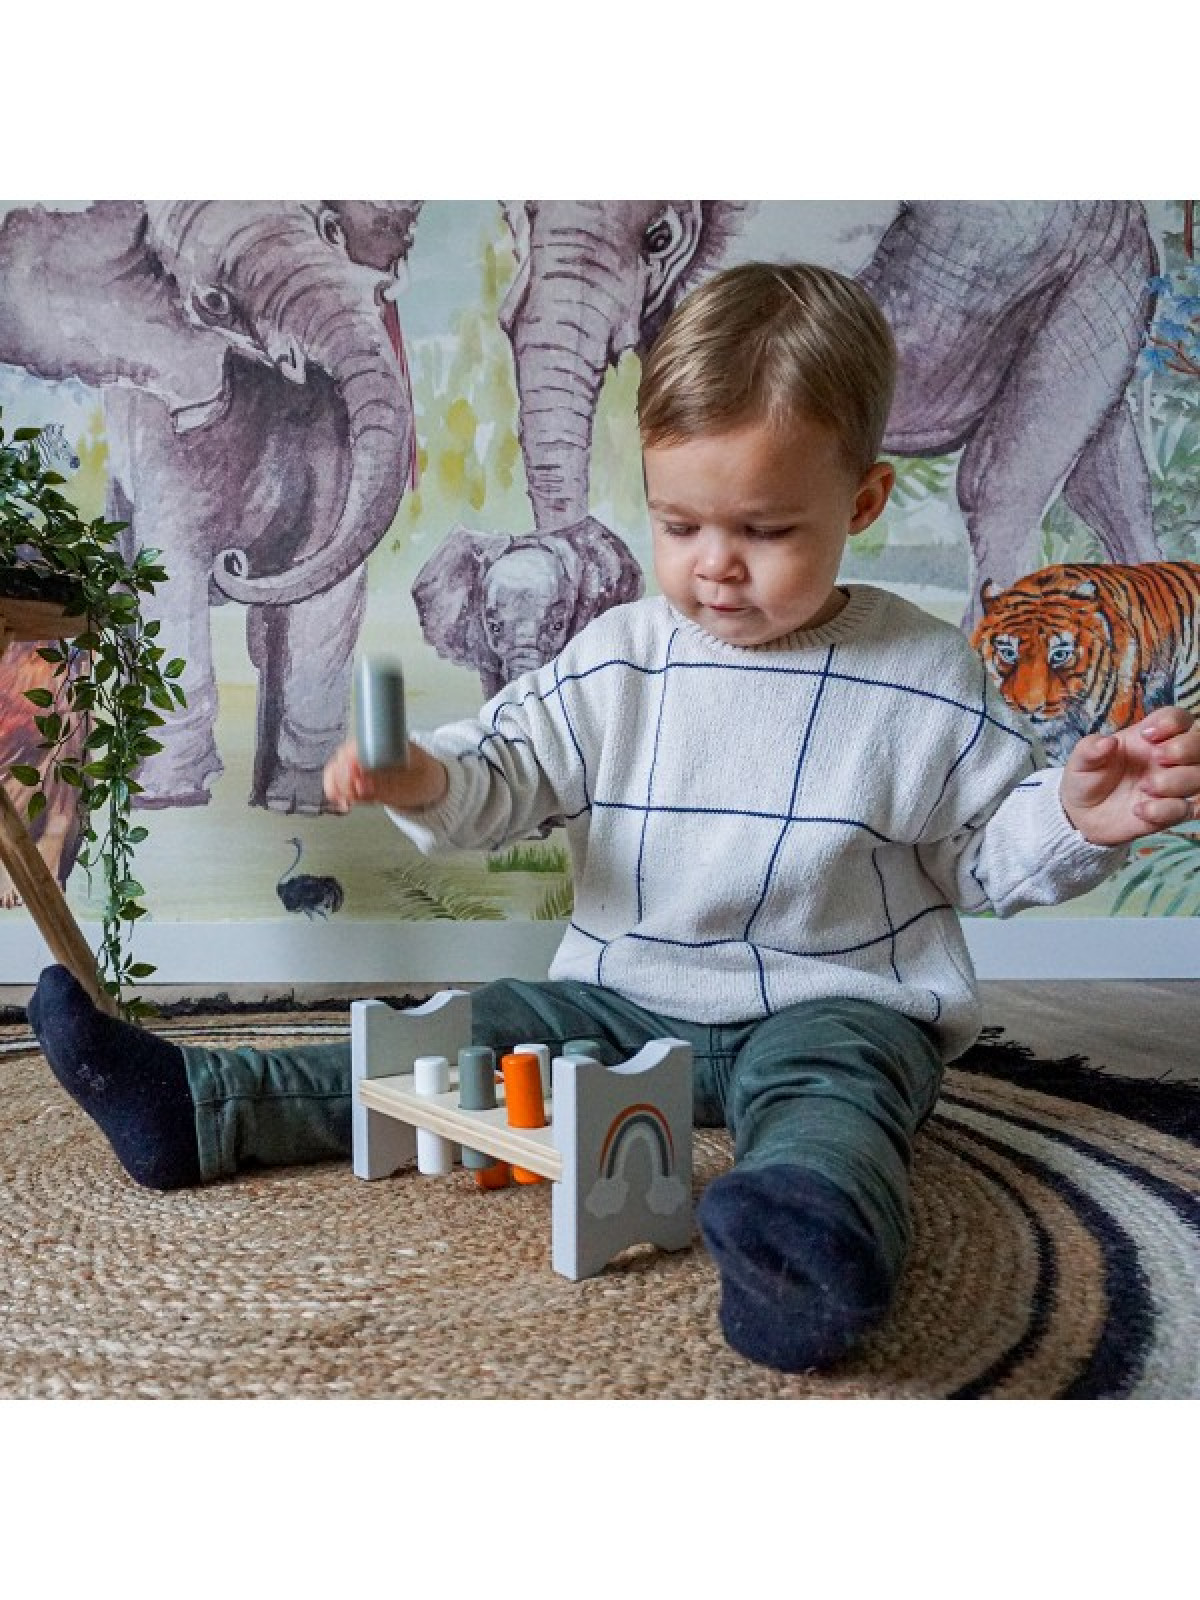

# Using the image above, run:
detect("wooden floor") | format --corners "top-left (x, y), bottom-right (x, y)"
top-left (4, 978), bottom-right (1199, 1084)
top-left (980, 980), bottom-right (1200, 1084)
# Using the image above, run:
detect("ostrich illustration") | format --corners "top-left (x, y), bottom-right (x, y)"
top-left (276, 837), bottom-right (344, 919)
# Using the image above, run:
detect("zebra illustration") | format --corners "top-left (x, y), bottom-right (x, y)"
top-left (32, 422), bottom-right (80, 474)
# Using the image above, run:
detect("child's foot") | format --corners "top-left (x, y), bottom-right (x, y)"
top-left (697, 1165), bottom-right (897, 1372)
top-left (27, 965), bottom-right (201, 1190)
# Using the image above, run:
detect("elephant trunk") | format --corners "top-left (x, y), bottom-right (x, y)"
top-left (501, 646), bottom-right (544, 679)
top-left (211, 301), bottom-right (413, 606)
top-left (507, 241), bottom-right (620, 531)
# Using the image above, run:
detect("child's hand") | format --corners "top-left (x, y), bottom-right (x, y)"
top-left (322, 739), bottom-right (449, 815)
top-left (1060, 706), bottom-right (1200, 846)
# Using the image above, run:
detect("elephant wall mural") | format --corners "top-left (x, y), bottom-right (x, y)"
top-left (495, 200), bottom-right (1163, 626)
top-left (0, 199), bottom-right (421, 813)
top-left (0, 199), bottom-right (1194, 947)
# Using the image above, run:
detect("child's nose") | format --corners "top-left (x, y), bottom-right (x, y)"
top-left (695, 531), bottom-right (744, 580)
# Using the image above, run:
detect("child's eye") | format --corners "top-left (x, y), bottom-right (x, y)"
top-left (661, 523), bottom-right (696, 537)
top-left (745, 526), bottom-right (795, 539)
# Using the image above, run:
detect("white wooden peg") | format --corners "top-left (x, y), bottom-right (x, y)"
top-left (413, 1055), bottom-right (455, 1175)
top-left (513, 1041), bottom-right (553, 1100)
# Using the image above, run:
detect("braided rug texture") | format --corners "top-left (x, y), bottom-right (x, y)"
top-left (2, 1010), bottom-right (1198, 1399)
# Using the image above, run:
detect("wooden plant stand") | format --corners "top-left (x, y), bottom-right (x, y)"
top-left (0, 596), bottom-right (116, 1015)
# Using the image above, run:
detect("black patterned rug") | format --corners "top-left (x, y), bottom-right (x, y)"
top-left (1, 1008), bottom-right (1196, 1398)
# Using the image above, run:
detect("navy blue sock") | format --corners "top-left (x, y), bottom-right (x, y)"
top-left (697, 1164), bottom-right (899, 1372)
top-left (27, 965), bottom-right (201, 1191)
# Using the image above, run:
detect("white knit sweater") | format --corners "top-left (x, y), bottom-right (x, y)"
top-left (391, 587), bottom-right (1126, 1059)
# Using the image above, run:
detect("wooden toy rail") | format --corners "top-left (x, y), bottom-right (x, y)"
top-left (352, 990), bottom-right (695, 1280)
top-left (357, 1072), bottom-right (564, 1180)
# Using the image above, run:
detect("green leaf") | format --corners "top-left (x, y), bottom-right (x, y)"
top-left (0, 402), bottom-right (177, 1019)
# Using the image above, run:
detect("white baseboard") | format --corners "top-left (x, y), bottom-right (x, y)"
top-left (963, 917), bottom-right (1198, 979)
top-left (0, 916), bottom-right (1196, 988)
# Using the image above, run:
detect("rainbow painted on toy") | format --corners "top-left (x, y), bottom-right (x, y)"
top-left (586, 1101), bottom-right (687, 1220)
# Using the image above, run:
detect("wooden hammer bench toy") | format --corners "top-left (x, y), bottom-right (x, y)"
top-left (351, 989), bottom-right (694, 1281)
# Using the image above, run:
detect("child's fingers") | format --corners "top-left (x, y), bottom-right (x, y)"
top-left (1064, 733), bottom-right (1121, 805)
top-left (323, 742), bottom-right (366, 810)
top-left (1069, 731), bottom-right (1117, 769)
top-left (1148, 728), bottom-right (1200, 769)
top-left (1134, 792), bottom-right (1198, 829)
top-left (1139, 706), bottom-right (1194, 742)
top-left (1138, 763), bottom-right (1200, 803)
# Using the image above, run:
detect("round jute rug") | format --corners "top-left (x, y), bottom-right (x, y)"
top-left (2, 1011), bottom-right (1197, 1399)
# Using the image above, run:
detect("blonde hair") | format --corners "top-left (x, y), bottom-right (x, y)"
top-left (637, 260), bottom-right (897, 479)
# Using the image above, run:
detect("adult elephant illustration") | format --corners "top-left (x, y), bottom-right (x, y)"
top-left (412, 518), bottom-right (644, 697)
top-left (499, 201), bottom-right (749, 534)
top-left (498, 201), bottom-right (1161, 617)
top-left (0, 199), bottom-right (421, 812)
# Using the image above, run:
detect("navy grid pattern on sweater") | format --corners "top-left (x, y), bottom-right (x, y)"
top-left (397, 590), bottom-right (1125, 1053)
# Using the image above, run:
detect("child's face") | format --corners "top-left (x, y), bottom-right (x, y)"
top-left (644, 415), bottom-right (893, 647)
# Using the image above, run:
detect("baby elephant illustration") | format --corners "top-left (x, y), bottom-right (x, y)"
top-left (412, 517), bottom-right (644, 696)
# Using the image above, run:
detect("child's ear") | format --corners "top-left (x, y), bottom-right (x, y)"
top-left (847, 462), bottom-right (895, 536)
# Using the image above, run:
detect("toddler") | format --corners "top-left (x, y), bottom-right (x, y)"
top-left (29, 261), bottom-right (1200, 1373)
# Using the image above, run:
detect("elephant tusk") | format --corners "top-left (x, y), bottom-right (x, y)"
top-left (169, 388), bottom-right (232, 435)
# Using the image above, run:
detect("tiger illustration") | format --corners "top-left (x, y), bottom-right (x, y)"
top-left (970, 562), bottom-right (1200, 764)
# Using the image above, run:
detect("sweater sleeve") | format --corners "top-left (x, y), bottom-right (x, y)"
top-left (918, 766), bottom-right (1129, 916)
top-left (913, 650), bottom-right (1128, 917)
top-left (384, 625), bottom-right (603, 856)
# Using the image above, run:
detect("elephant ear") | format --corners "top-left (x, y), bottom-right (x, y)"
top-left (555, 517), bottom-right (646, 631)
top-left (325, 202), bottom-right (424, 271)
top-left (412, 524), bottom-right (510, 668)
top-left (638, 200), bottom-right (756, 351)
top-left (0, 201), bottom-right (232, 431)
